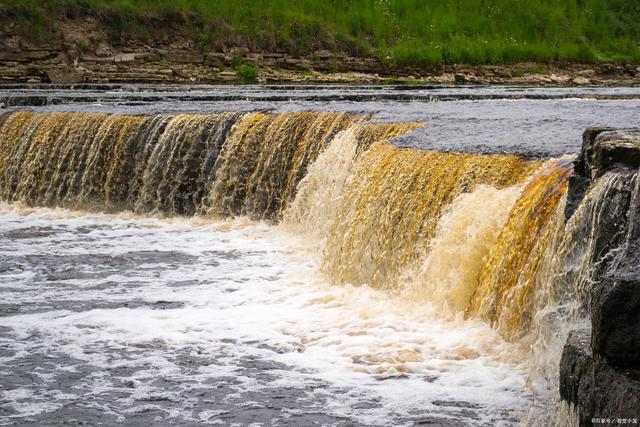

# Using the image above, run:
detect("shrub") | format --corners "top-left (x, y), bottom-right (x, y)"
top-left (237, 65), bottom-right (258, 84)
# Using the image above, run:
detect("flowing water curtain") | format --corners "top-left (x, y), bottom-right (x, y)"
top-left (526, 169), bottom-right (639, 387)
top-left (134, 113), bottom-right (243, 216)
top-left (75, 115), bottom-right (147, 210)
top-left (43, 113), bottom-right (120, 208)
top-left (0, 111), bottom-right (45, 200)
top-left (0, 112), bottom-right (111, 207)
top-left (0, 111), bottom-right (422, 221)
top-left (398, 183), bottom-right (526, 314)
top-left (273, 112), bottom-right (366, 219)
top-left (549, 171), bottom-right (638, 311)
top-left (207, 112), bottom-right (360, 221)
top-left (0, 112), bottom-right (156, 210)
top-left (104, 114), bottom-right (174, 212)
top-left (0, 111), bottom-right (243, 213)
top-left (322, 143), bottom-right (538, 289)
top-left (466, 160), bottom-right (574, 339)
top-left (0, 111), bottom-right (361, 217)
top-left (282, 122), bottom-right (423, 239)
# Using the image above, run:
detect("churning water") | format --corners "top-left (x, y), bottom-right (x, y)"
top-left (0, 205), bottom-right (531, 426)
top-left (0, 85), bottom-right (639, 426)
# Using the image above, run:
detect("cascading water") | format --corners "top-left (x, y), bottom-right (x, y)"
top-left (0, 111), bottom-right (359, 219)
top-left (467, 161), bottom-right (573, 338)
top-left (207, 112), bottom-right (362, 220)
top-left (0, 110), bottom-right (635, 425)
top-left (526, 170), bottom-right (638, 386)
top-left (320, 142), bottom-right (538, 289)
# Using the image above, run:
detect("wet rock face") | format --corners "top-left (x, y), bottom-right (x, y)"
top-left (567, 128), bottom-right (640, 219)
top-left (565, 128), bottom-right (610, 220)
top-left (590, 129), bottom-right (640, 179)
top-left (560, 128), bottom-right (640, 424)
top-left (560, 330), bottom-right (640, 427)
top-left (592, 270), bottom-right (640, 367)
top-left (592, 170), bottom-right (640, 367)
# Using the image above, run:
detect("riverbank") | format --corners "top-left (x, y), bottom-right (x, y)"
top-left (1, 3), bottom-right (639, 86)
top-left (1, 43), bottom-right (639, 86)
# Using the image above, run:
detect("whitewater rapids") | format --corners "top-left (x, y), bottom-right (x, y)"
top-left (0, 203), bottom-right (533, 426)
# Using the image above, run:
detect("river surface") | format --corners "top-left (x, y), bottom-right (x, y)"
top-left (1, 84), bottom-right (640, 157)
top-left (0, 84), bottom-right (638, 426)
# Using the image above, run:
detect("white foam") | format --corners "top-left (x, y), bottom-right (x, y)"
top-left (0, 204), bottom-right (536, 425)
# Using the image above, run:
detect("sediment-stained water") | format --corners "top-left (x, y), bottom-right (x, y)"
top-left (0, 85), bottom-right (638, 425)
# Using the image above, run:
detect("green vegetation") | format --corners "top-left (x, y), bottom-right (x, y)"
top-left (237, 64), bottom-right (258, 84)
top-left (512, 64), bottom-right (551, 77)
top-left (1, 0), bottom-right (639, 65)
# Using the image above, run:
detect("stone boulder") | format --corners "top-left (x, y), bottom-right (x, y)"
top-left (593, 267), bottom-right (640, 367)
top-left (572, 76), bottom-right (591, 85)
top-left (566, 128), bottom-right (640, 219)
top-left (46, 68), bottom-right (85, 84)
top-left (560, 329), bottom-right (640, 427)
top-left (574, 128), bottom-right (640, 180)
top-left (591, 129), bottom-right (640, 179)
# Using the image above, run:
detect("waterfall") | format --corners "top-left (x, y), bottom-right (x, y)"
top-left (1, 110), bottom-right (636, 423)
top-left (0, 111), bottom-right (360, 219)
top-left (0, 111), bottom-right (577, 336)
top-left (320, 142), bottom-right (537, 288)
top-left (467, 160), bottom-right (573, 338)
top-left (206, 112), bottom-right (361, 220)
top-left (399, 183), bottom-right (525, 314)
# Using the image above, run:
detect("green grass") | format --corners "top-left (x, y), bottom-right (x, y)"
top-left (1, 0), bottom-right (639, 65)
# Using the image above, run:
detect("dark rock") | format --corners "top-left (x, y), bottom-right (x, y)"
top-left (567, 128), bottom-right (640, 219)
top-left (577, 128), bottom-right (640, 180)
top-left (592, 174), bottom-right (640, 367)
top-left (574, 127), bottom-right (614, 177)
top-left (560, 329), bottom-right (640, 427)
top-left (591, 130), bottom-right (640, 178)
top-left (565, 170), bottom-right (590, 220)
top-left (592, 269), bottom-right (640, 367)
top-left (561, 127), bottom-right (640, 423)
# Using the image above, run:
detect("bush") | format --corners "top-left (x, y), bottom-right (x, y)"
top-left (237, 65), bottom-right (258, 84)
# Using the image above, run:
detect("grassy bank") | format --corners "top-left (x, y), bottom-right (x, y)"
top-left (2, 0), bottom-right (639, 66)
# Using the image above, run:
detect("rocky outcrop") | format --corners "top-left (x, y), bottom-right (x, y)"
top-left (592, 149), bottom-right (640, 367)
top-left (560, 129), bottom-right (640, 425)
top-left (566, 128), bottom-right (640, 218)
top-left (593, 266), bottom-right (640, 367)
top-left (560, 330), bottom-right (640, 427)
